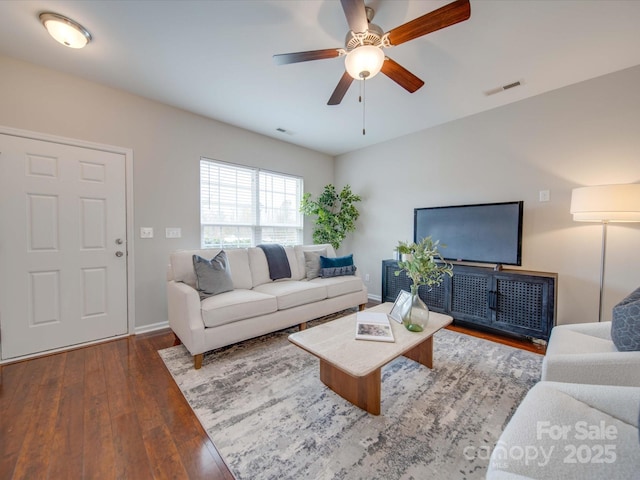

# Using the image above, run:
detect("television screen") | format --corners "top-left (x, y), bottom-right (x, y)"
top-left (414, 201), bottom-right (523, 266)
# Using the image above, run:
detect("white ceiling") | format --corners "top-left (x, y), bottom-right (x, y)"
top-left (1, 0), bottom-right (640, 156)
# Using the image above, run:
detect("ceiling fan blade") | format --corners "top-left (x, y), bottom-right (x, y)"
top-left (340, 0), bottom-right (369, 33)
top-left (328, 71), bottom-right (354, 105)
top-left (381, 57), bottom-right (425, 93)
top-left (273, 49), bottom-right (342, 65)
top-left (385, 0), bottom-right (470, 46)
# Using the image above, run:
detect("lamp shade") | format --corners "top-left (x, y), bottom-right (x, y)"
top-left (345, 45), bottom-right (385, 80)
top-left (570, 184), bottom-right (640, 222)
top-left (39, 12), bottom-right (92, 49)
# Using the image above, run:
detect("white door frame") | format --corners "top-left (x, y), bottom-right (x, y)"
top-left (0, 125), bottom-right (135, 357)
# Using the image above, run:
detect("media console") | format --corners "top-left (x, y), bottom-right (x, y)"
top-left (382, 260), bottom-right (557, 342)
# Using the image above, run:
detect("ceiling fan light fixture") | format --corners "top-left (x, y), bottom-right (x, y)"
top-left (345, 45), bottom-right (384, 80)
top-left (39, 12), bottom-right (92, 49)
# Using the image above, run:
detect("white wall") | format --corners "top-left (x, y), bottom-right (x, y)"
top-left (2, 53), bottom-right (639, 330)
top-left (0, 54), bottom-right (334, 329)
top-left (336, 65), bottom-right (640, 325)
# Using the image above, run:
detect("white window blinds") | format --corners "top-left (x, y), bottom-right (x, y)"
top-left (200, 158), bottom-right (303, 248)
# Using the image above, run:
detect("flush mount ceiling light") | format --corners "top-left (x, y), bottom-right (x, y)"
top-left (39, 12), bottom-right (92, 49)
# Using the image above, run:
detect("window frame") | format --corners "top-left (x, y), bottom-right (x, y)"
top-left (199, 157), bottom-right (304, 248)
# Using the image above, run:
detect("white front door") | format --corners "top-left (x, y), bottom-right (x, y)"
top-left (0, 133), bottom-right (128, 360)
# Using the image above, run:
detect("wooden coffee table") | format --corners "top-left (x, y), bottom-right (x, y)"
top-left (288, 302), bottom-right (453, 415)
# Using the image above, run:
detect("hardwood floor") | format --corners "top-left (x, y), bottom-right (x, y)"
top-left (0, 306), bottom-right (543, 479)
top-left (0, 330), bottom-right (234, 480)
top-left (446, 323), bottom-right (547, 354)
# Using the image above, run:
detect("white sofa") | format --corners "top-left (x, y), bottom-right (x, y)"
top-left (167, 244), bottom-right (368, 368)
top-left (541, 322), bottom-right (640, 387)
top-left (487, 319), bottom-right (640, 479)
top-left (486, 381), bottom-right (640, 479)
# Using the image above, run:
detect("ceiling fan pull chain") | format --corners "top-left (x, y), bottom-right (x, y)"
top-left (362, 77), bottom-right (366, 135)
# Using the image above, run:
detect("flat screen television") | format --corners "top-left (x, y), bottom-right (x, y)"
top-left (414, 201), bottom-right (524, 266)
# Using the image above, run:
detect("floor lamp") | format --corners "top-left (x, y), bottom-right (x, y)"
top-left (570, 183), bottom-right (640, 322)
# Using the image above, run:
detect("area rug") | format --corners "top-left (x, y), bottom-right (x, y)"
top-left (159, 312), bottom-right (542, 480)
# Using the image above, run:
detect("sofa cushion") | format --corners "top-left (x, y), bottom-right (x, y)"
top-left (612, 286), bottom-right (640, 351)
top-left (304, 249), bottom-right (327, 280)
top-left (295, 244), bottom-right (336, 279)
top-left (201, 289), bottom-right (278, 328)
top-left (248, 247), bottom-right (274, 287)
top-left (285, 246), bottom-right (305, 281)
top-left (253, 281), bottom-right (327, 310)
top-left (171, 248), bottom-right (252, 290)
top-left (193, 252), bottom-right (234, 299)
top-left (310, 275), bottom-right (363, 298)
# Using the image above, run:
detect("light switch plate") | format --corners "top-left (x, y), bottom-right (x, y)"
top-left (165, 227), bottom-right (182, 239)
top-left (539, 190), bottom-right (550, 202)
top-left (140, 227), bottom-right (154, 238)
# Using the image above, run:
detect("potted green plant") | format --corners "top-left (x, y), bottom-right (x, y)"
top-left (300, 184), bottom-right (361, 250)
top-left (395, 237), bottom-right (453, 332)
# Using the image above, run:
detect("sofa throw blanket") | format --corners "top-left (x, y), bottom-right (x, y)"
top-left (258, 244), bottom-right (291, 280)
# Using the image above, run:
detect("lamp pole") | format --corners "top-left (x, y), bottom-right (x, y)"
top-left (571, 183), bottom-right (640, 324)
top-left (598, 221), bottom-right (608, 323)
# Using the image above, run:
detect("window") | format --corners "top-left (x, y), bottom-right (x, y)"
top-left (200, 158), bottom-right (303, 248)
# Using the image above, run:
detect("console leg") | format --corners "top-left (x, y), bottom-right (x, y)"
top-left (299, 322), bottom-right (307, 331)
top-left (358, 303), bottom-right (366, 311)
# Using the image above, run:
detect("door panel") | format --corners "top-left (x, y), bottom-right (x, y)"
top-left (0, 134), bottom-right (128, 359)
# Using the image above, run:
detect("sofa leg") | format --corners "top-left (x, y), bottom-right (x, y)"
top-left (359, 303), bottom-right (366, 311)
top-left (194, 354), bottom-right (203, 370)
top-left (173, 334), bottom-right (182, 346)
top-left (299, 322), bottom-right (307, 331)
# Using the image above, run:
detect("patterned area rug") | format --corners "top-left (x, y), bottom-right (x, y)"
top-left (159, 311), bottom-right (542, 480)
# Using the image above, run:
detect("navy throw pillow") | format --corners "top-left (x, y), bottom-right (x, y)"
top-left (320, 254), bottom-right (354, 269)
top-left (319, 254), bottom-right (356, 278)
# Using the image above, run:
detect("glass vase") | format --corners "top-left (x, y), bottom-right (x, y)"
top-left (402, 285), bottom-right (429, 332)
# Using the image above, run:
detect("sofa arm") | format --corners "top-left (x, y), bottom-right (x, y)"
top-left (167, 280), bottom-right (206, 356)
top-left (541, 351), bottom-right (640, 386)
top-left (552, 321), bottom-right (613, 341)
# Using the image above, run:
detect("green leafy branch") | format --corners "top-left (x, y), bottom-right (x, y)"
top-left (395, 236), bottom-right (453, 289)
top-left (300, 184), bottom-right (361, 250)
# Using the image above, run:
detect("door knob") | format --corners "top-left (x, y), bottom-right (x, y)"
top-left (115, 251), bottom-right (124, 257)
top-left (115, 238), bottom-right (124, 245)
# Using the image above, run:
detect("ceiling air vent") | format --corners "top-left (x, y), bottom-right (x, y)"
top-left (484, 80), bottom-right (523, 96)
top-left (276, 127), bottom-right (294, 136)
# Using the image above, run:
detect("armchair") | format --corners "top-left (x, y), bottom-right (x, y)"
top-left (541, 322), bottom-right (640, 387)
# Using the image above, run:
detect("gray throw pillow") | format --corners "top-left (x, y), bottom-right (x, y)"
top-left (611, 286), bottom-right (640, 351)
top-left (193, 251), bottom-right (234, 300)
top-left (320, 264), bottom-right (357, 278)
top-left (304, 249), bottom-right (326, 280)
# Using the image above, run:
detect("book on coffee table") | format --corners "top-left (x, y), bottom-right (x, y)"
top-left (355, 311), bottom-right (395, 342)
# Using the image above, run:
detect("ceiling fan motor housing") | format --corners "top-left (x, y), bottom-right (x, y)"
top-left (345, 23), bottom-right (384, 51)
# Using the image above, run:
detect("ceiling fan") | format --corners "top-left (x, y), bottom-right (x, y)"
top-left (273, 0), bottom-right (471, 105)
